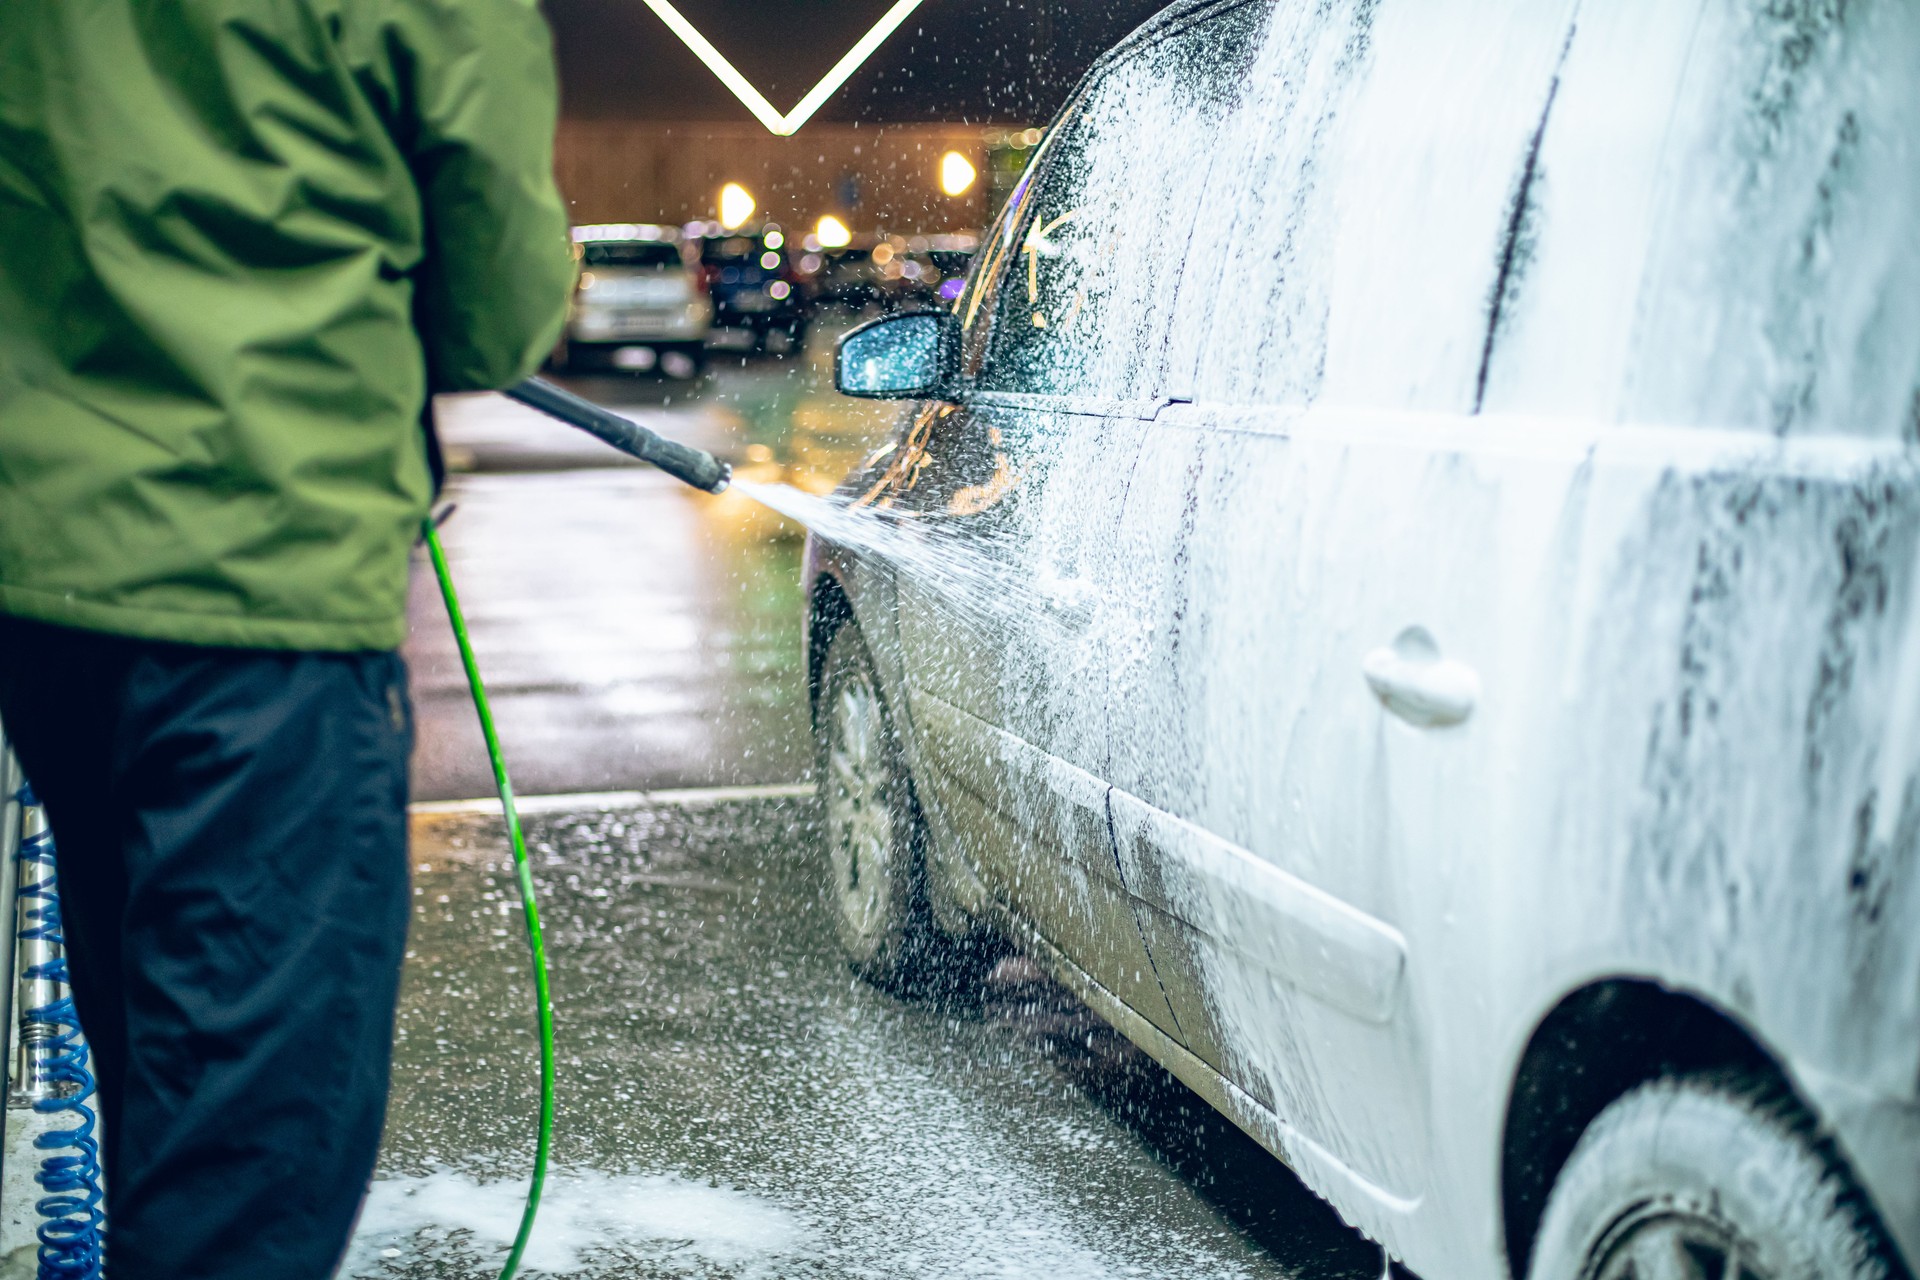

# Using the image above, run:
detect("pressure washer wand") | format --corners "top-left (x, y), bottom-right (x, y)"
top-left (506, 377), bottom-right (731, 493)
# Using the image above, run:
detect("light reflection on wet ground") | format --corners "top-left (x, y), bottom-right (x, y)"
top-left (406, 308), bottom-right (894, 803)
top-left (351, 797), bottom-right (1384, 1279)
top-left (404, 463), bottom-right (810, 801)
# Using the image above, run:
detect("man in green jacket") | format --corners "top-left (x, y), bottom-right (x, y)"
top-left (0, 0), bottom-right (576, 1272)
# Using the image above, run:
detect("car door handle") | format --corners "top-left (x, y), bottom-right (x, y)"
top-left (1362, 626), bottom-right (1479, 729)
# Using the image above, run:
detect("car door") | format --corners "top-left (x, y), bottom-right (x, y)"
top-left (1100, 0), bottom-right (1588, 1238)
top-left (1471, 3), bottom-right (1920, 1264)
top-left (864, 6), bottom-right (1264, 1028)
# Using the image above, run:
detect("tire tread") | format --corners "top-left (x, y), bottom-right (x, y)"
top-left (1528, 1068), bottom-right (1908, 1280)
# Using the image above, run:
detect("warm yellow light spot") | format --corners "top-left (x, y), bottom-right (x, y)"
top-left (719, 183), bottom-right (756, 230)
top-left (816, 215), bottom-right (853, 248)
top-left (939, 151), bottom-right (978, 197)
top-left (870, 243), bottom-right (895, 265)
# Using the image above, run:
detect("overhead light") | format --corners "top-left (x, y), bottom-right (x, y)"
top-left (639, 0), bottom-right (928, 137)
top-left (719, 183), bottom-right (756, 230)
top-left (939, 151), bottom-right (977, 197)
top-left (816, 215), bottom-right (852, 249)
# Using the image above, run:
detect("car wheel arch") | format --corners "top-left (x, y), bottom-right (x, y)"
top-left (1500, 976), bottom-right (1819, 1279)
top-left (807, 570), bottom-right (856, 737)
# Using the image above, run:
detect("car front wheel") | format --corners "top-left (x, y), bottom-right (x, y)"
top-left (816, 620), bottom-right (938, 993)
top-left (1529, 1071), bottom-right (1900, 1280)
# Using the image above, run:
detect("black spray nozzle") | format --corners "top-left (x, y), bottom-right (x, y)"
top-left (505, 377), bottom-right (731, 494)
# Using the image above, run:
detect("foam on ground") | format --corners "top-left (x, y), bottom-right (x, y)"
top-left (344, 1168), bottom-right (812, 1277)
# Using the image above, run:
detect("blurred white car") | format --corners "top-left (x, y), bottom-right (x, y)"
top-left (555, 225), bottom-right (710, 378)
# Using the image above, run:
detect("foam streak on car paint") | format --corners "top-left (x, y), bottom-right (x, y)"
top-left (792, 0), bottom-right (1920, 1271)
top-left (1082, 1), bottom-right (1920, 1271)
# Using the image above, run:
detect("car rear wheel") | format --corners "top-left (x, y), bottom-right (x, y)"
top-left (817, 620), bottom-right (941, 993)
top-left (1529, 1072), bottom-right (1899, 1280)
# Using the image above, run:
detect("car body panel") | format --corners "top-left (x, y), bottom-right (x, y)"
top-left (1108, 793), bottom-right (1409, 1027)
top-left (805, 0), bottom-right (1920, 1274)
top-left (862, 393), bottom-right (1176, 1029)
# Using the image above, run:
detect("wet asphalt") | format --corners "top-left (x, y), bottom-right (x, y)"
top-left (368, 321), bottom-right (1388, 1277)
top-left (404, 387), bottom-right (814, 803)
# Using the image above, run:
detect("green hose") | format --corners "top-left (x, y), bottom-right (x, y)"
top-left (423, 519), bottom-right (555, 1280)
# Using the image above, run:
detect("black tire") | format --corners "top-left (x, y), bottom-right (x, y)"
top-left (1530, 1071), bottom-right (1901, 1280)
top-left (815, 620), bottom-right (941, 993)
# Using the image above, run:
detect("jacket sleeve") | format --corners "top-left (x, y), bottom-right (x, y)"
top-left (402, 0), bottom-right (575, 392)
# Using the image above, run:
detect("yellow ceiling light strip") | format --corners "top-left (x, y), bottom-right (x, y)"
top-left (637, 0), bottom-right (785, 133)
top-left (638, 0), bottom-right (929, 137)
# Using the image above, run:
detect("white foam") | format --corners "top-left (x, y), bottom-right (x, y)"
top-left (344, 1168), bottom-right (812, 1276)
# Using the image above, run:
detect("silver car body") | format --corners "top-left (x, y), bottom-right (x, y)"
top-left (806, 2), bottom-right (1920, 1276)
top-left (567, 228), bottom-right (712, 349)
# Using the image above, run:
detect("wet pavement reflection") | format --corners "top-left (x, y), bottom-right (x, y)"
top-left (405, 307), bottom-right (895, 803)
top-left (351, 797), bottom-right (1384, 1278)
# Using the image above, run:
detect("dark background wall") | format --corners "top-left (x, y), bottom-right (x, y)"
top-left (554, 119), bottom-right (997, 227)
top-left (545, 0), bottom-right (1170, 230)
top-left (547, 0), bottom-right (1169, 122)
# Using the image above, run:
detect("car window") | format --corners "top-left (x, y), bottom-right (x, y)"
top-left (1160, 0), bottom-right (1377, 409)
top-left (582, 242), bottom-right (680, 269)
top-left (953, 124), bottom-right (1056, 378)
top-left (974, 2), bottom-right (1266, 401)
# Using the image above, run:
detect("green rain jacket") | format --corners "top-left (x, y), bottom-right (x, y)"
top-left (0, 0), bottom-right (576, 650)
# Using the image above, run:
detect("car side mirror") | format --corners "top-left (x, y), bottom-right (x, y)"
top-left (835, 311), bottom-right (961, 400)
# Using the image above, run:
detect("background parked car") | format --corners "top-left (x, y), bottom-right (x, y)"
top-left (806, 242), bottom-right (892, 310)
top-left (806, 234), bottom-right (979, 311)
top-left (698, 231), bottom-right (808, 355)
top-left (806, 3), bottom-right (1920, 1280)
top-left (920, 243), bottom-right (977, 304)
top-left (551, 225), bottom-right (711, 378)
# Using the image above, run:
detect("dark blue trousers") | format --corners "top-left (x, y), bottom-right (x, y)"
top-left (0, 616), bottom-right (412, 1279)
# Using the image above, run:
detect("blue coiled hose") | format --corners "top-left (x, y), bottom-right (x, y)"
top-left (13, 785), bottom-right (106, 1280)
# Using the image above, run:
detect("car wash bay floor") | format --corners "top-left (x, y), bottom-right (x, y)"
top-left (352, 795), bottom-right (1386, 1279)
top-left (359, 364), bottom-right (1391, 1277)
